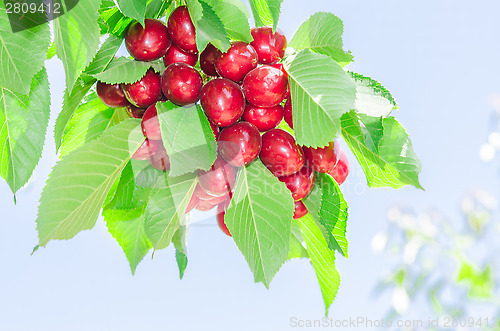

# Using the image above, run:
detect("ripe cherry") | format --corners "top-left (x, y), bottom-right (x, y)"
top-left (260, 129), bottom-right (305, 176)
top-left (210, 122), bottom-right (220, 139)
top-left (242, 103), bottom-right (283, 132)
top-left (132, 139), bottom-right (162, 160)
top-left (242, 66), bottom-right (287, 107)
top-left (167, 6), bottom-right (197, 54)
top-left (200, 78), bottom-right (245, 127)
top-left (96, 82), bottom-right (130, 108)
top-left (195, 199), bottom-right (217, 211)
top-left (126, 105), bottom-right (146, 119)
top-left (216, 198), bottom-right (232, 237)
top-left (161, 63), bottom-right (203, 105)
top-left (122, 69), bottom-right (162, 108)
top-left (141, 103), bottom-right (161, 140)
top-left (200, 43), bottom-right (221, 77)
top-left (278, 166), bottom-right (315, 201)
top-left (125, 19), bottom-right (171, 61)
top-left (214, 42), bottom-right (258, 82)
top-left (303, 141), bottom-right (338, 173)
top-left (218, 121), bottom-right (262, 167)
top-left (193, 183), bottom-right (228, 204)
top-left (250, 27), bottom-right (287, 64)
top-left (163, 43), bottom-right (198, 67)
top-left (185, 193), bottom-right (199, 214)
top-left (283, 98), bottom-right (293, 128)
top-left (329, 148), bottom-right (349, 185)
top-left (149, 146), bottom-right (170, 171)
top-left (293, 200), bottom-right (308, 219)
top-left (197, 156), bottom-right (237, 196)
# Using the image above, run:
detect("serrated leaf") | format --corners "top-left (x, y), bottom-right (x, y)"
top-left (284, 50), bottom-right (356, 148)
top-left (117, 0), bottom-right (147, 25)
top-left (298, 213), bottom-right (340, 314)
top-left (37, 120), bottom-right (145, 246)
top-left (0, 5), bottom-right (50, 94)
top-left (99, 5), bottom-right (135, 37)
top-left (84, 35), bottom-right (124, 76)
top-left (157, 102), bottom-right (217, 177)
top-left (249, 0), bottom-right (283, 31)
top-left (0, 69), bottom-right (50, 194)
top-left (204, 0), bottom-right (252, 42)
top-left (289, 12), bottom-right (353, 66)
top-left (173, 225), bottom-right (188, 279)
top-left (225, 160), bottom-right (294, 287)
top-left (349, 72), bottom-right (398, 117)
top-left (341, 111), bottom-right (422, 189)
top-left (92, 57), bottom-right (154, 84)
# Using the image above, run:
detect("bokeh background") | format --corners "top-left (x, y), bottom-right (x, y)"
top-left (1, 0), bottom-right (500, 330)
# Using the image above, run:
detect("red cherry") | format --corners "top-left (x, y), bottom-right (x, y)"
top-left (167, 6), bottom-right (197, 53)
top-left (242, 66), bottom-right (287, 107)
top-left (200, 78), bottom-right (245, 127)
top-left (214, 42), bottom-right (258, 82)
top-left (250, 27), bottom-right (287, 64)
top-left (242, 103), bottom-right (283, 132)
top-left (278, 166), bottom-right (315, 200)
top-left (193, 183), bottom-right (228, 204)
top-left (96, 82), bottom-right (130, 108)
top-left (132, 139), bottom-right (162, 160)
top-left (283, 98), bottom-right (293, 128)
top-left (216, 198), bottom-right (232, 237)
top-left (197, 156), bottom-right (237, 196)
top-left (185, 192), bottom-right (199, 214)
top-left (126, 105), bottom-right (146, 118)
top-left (260, 129), bottom-right (305, 176)
top-left (125, 19), bottom-right (171, 61)
top-left (210, 122), bottom-right (220, 139)
top-left (195, 199), bottom-right (217, 211)
top-left (218, 121), bottom-right (262, 167)
top-left (163, 43), bottom-right (198, 67)
top-left (303, 141), bottom-right (339, 173)
top-left (269, 63), bottom-right (288, 79)
top-left (122, 69), bottom-right (162, 108)
top-left (141, 103), bottom-right (161, 140)
top-left (328, 148), bottom-right (349, 185)
top-left (200, 43), bottom-right (221, 77)
top-left (149, 146), bottom-right (170, 171)
top-left (161, 63), bottom-right (203, 105)
top-left (293, 200), bottom-right (308, 219)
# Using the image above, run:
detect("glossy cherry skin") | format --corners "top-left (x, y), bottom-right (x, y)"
top-left (141, 103), bottom-right (161, 140)
top-left (197, 156), bottom-right (237, 196)
top-left (185, 193), bottom-right (199, 214)
top-left (122, 69), bottom-right (162, 108)
top-left (149, 146), bottom-right (170, 171)
top-left (132, 139), bottom-right (162, 160)
top-left (242, 103), bottom-right (283, 132)
top-left (278, 166), bottom-right (315, 200)
top-left (303, 141), bottom-right (338, 173)
top-left (167, 6), bottom-right (197, 54)
top-left (250, 27), bottom-right (287, 64)
top-left (218, 121), bottom-right (262, 167)
top-left (163, 43), bottom-right (198, 67)
top-left (329, 148), bottom-right (349, 185)
top-left (216, 198), bottom-right (232, 237)
top-left (260, 129), bottom-right (305, 176)
top-left (293, 200), bottom-right (308, 219)
top-left (125, 19), bottom-right (171, 61)
top-left (200, 78), bottom-right (245, 127)
top-left (242, 66), bottom-right (288, 107)
top-left (200, 43), bottom-right (221, 76)
top-left (161, 63), bottom-right (203, 105)
top-left (126, 105), bottom-right (146, 119)
top-left (283, 98), bottom-right (293, 128)
top-left (214, 42), bottom-right (258, 83)
top-left (96, 82), bottom-right (130, 108)
top-left (210, 122), bottom-right (220, 139)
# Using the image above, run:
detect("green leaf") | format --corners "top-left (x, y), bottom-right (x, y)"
top-left (341, 111), bottom-right (423, 189)
top-left (298, 213), bottom-right (341, 314)
top-left (456, 261), bottom-right (495, 299)
top-left (173, 226), bottom-right (189, 279)
top-left (99, 4), bottom-right (135, 37)
top-left (288, 221), bottom-right (308, 260)
top-left (37, 119), bottom-right (145, 246)
top-left (349, 72), bottom-right (398, 117)
top-left (84, 35), bottom-right (124, 77)
top-left (204, 0), bottom-right (252, 43)
top-left (0, 5), bottom-right (50, 94)
top-left (0, 69), bottom-right (50, 194)
top-left (225, 160), bottom-right (294, 287)
top-left (289, 12), bottom-right (353, 66)
top-left (117, 0), bottom-right (147, 25)
top-left (249, 0), bottom-right (283, 31)
top-left (157, 102), bottom-right (217, 177)
top-left (54, 0), bottom-right (101, 92)
top-left (92, 57), bottom-right (155, 84)
top-left (47, 41), bottom-right (56, 60)
top-left (146, 0), bottom-right (173, 19)
top-left (283, 50), bottom-right (356, 148)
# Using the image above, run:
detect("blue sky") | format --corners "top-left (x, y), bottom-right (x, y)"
top-left (1, 0), bottom-right (500, 330)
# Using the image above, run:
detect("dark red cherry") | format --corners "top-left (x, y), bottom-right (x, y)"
top-left (126, 105), bottom-right (146, 118)
top-left (328, 148), bottom-right (349, 185)
top-left (185, 192), bottom-right (199, 214)
top-left (163, 43), bottom-right (198, 67)
top-left (200, 78), bottom-right (245, 127)
top-left (260, 129), bottom-right (305, 176)
top-left (132, 139), bottom-right (162, 160)
top-left (122, 69), bottom-right (162, 108)
top-left (250, 27), bottom-right (287, 64)
top-left (216, 198), bottom-right (232, 237)
top-left (96, 82), bottom-right (130, 108)
top-left (149, 146), bottom-right (170, 171)
top-left (242, 66), bottom-right (287, 107)
top-left (197, 156), bottom-right (237, 196)
top-left (242, 103), bottom-right (283, 132)
top-left (218, 122), bottom-right (262, 167)
top-left (283, 98), bottom-right (293, 128)
top-left (269, 63), bottom-right (288, 78)
top-left (167, 6), bottom-right (197, 54)
top-left (214, 42), bottom-right (258, 83)
top-left (293, 200), bottom-right (308, 219)
top-left (278, 166), bottom-right (315, 200)
top-left (303, 141), bottom-right (338, 173)
top-left (161, 63), bottom-right (203, 105)
top-left (125, 19), bottom-right (171, 61)
top-left (210, 122), bottom-right (220, 139)
top-left (200, 43), bottom-right (221, 77)
top-left (141, 103), bottom-right (161, 140)
top-left (195, 199), bottom-right (217, 211)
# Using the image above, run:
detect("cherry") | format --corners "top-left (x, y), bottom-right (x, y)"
top-left (242, 66), bottom-right (287, 107)
top-left (193, 183), bottom-right (228, 204)
top-left (242, 103), bottom-right (283, 132)
top-left (260, 129), bottom-right (305, 176)
top-left (216, 198), bottom-right (232, 237)
top-left (218, 121), bottom-right (262, 167)
top-left (200, 43), bottom-right (221, 77)
top-left (167, 6), bottom-right (197, 54)
top-left (122, 69), bottom-right (162, 108)
top-left (185, 193), bottom-right (199, 214)
top-left (197, 156), bottom-right (237, 196)
top-left (270, 63), bottom-right (288, 79)
top-left (161, 63), bottom-right (203, 105)
top-left (328, 148), bottom-right (349, 185)
top-left (200, 78), bottom-right (245, 126)
top-left (250, 27), bottom-right (287, 64)
top-left (293, 200), bottom-right (308, 219)
top-left (141, 103), bottom-right (161, 140)
top-left (126, 105), bottom-right (146, 119)
top-left (96, 82), bottom-right (130, 108)
top-left (132, 139), bottom-right (162, 160)
top-left (303, 141), bottom-right (338, 173)
top-left (195, 199), bottom-right (217, 211)
top-left (214, 42), bottom-right (258, 82)
top-left (149, 147), bottom-right (170, 171)
top-left (210, 122), bottom-right (220, 139)
top-left (125, 19), bottom-right (171, 61)
top-left (163, 43), bottom-right (198, 67)
top-left (278, 166), bottom-right (315, 200)
top-left (283, 98), bottom-right (293, 128)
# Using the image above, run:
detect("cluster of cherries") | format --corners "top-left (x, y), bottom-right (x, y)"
top-left (95, 6), bottom-right (350, 237)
